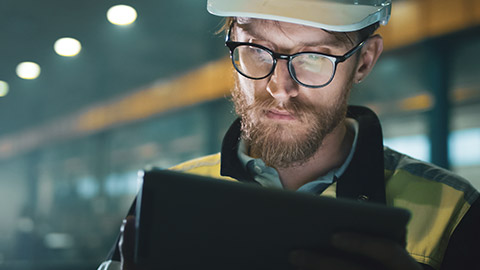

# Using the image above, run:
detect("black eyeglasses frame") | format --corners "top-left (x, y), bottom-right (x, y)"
top-left (225, 22), bottom-right (369, 88)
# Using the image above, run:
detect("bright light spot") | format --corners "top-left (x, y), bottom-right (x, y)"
top-left (54, 37), bottom-right (82, 57)
top-left (449, 128), bottom-right (480, 166)
top-left (16, 62), bottom-right (41, 80)
top-left (384, 135), bottom-right (431, 162)
top-left (0, 81), bottom-right (8, 97)
top-left (384, 129), bottom-right (480, 167)
top-left (107, 5), bottom-right (137, 26)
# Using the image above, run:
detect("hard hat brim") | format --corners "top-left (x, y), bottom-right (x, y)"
top-left (207, 0), bottom-right (391, 32)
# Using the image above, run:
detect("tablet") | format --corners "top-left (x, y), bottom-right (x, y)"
top-left (135, 169), bottom-right (410, 270)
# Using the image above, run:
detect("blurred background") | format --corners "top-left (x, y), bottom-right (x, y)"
top-left (0, 0), bottom-right (479, 269)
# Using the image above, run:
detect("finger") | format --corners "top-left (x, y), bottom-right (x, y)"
top-left (119, 215), bottom-right (137, 270)
top-left (289, 250), bottom-right (367, 270)
top-left (332, 233), bottom-right (422, 270)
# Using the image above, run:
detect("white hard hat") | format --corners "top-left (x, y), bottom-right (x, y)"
top-left (207, 0), bottom-right (391, 32)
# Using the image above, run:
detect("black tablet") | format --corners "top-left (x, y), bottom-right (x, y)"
top-left (135, 169), bottom-right (410, 270)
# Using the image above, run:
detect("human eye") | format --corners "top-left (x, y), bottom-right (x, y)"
top-left (248, 46), bottom-right (271, 62)
top-left (297, 54), bottom-right (320, 65)
top-left (252, 47), bottom-right (265, 55)
top-left (294, 54), bottom-right (328, 72)
top-left (304, 54), bottom-right (322, 63)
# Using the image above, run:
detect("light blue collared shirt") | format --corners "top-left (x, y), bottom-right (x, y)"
top-left (237, 118), bottom-right (359, 194)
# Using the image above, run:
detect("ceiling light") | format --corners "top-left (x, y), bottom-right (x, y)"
top-left (16, 62), bottom-right (41, 80)
top-left (54, 37), bottom-right (82, 57)
top-left (107, 5), bottom-right (137, 26)
top-left (0, 81), bottom-right (9, 97)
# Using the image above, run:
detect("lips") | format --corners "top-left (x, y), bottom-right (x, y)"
top-left (266, 109), bottom-right (295, 120)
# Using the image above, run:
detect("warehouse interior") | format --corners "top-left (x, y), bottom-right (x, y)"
top-left (0, 0), bottom-right (479, 269)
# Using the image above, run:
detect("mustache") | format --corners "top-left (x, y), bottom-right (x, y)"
top-left (247, 96), bottom-right (317, 119)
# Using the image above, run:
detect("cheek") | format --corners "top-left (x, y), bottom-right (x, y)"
top-left (331, 59), bottom-right (357, 86)
top-left (236, 76), bottom-right (255, 105)
top-left (300, 82), bottom-right (346, 109)
top-left (328, 67), bottom-right (348, 89)
top-left (237, 75), bottom-right (270, 104)
top-left (318, 64), bottom-right (354, 99)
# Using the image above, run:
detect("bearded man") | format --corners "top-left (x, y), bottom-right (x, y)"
top-left (98, 1), bottom-right (480, 270)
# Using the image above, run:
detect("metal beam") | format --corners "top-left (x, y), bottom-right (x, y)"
top-left (426, 39), bottom-right (451, 169)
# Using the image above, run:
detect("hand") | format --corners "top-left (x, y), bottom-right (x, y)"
top-left (289, 232), bottom-right (422, 270)
top-left (119, 215), bottom-right (139, 270)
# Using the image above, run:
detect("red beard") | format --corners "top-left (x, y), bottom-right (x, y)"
top-left (232, 82), bottom-right (349, 168)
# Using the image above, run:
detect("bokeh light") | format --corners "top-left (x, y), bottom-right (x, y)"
top-left (54, 37), bottom-right (82, 57)
top-left (0, 81), bottom-right (9, 97)
top-left (16, 62), bottom-right (41, 80)
top-left (107, 5), bottom-right (137, 26)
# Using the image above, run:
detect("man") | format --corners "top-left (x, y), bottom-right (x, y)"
top-left (99, 0), bottom-right (480, 269)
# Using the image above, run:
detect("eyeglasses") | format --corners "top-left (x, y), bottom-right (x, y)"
top-left (225, 23), bottom-right (368, 88)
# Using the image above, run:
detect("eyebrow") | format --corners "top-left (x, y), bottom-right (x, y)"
top-left (298, 39), bottom-right (343, 47)
top-left (237, 23), bottom-right (344, 48)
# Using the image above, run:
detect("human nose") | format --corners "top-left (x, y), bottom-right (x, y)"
top-left (266, 59), bottom-right (299, 102)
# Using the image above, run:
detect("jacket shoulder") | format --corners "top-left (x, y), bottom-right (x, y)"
top-left (384, 147), bottom-right (478, 204)
top-left (383, 147), bottom-right (479, 269)
top-left (169, 153), bottom-right (236, 181)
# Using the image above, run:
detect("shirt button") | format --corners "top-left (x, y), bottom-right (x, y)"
top-left (357, 195), bottom-right (369, 202)
top-left (254, 165), bottom-right (263, 174)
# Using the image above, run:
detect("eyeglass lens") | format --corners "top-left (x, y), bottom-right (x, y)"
top-left (232, 45), bottom-right (335, 87)
top-left (232, 45), bottom-right (273, 78)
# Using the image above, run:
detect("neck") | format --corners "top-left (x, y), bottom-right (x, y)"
top-left (275, 120), bottom-right (354, 190)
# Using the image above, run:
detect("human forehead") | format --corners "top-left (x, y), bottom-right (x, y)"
top-left (233, 18), bottom-right (346, 48)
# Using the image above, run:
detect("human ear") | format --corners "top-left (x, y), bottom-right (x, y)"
top-left (354, 35), bottom-right (383, 83)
